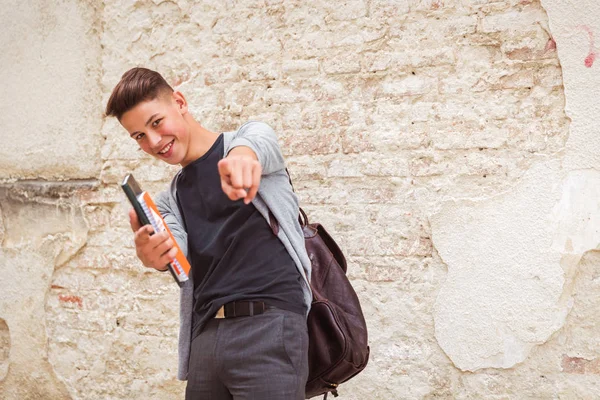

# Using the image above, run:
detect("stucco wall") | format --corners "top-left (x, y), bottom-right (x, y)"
top-left (1, 0), bottom-right (599, 399)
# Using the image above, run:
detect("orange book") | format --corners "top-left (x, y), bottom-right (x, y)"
top-left (121, 174), bottom-right (190, 286)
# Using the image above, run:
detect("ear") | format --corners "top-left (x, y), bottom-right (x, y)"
top-left (172, 91), bottom-right (188, 115)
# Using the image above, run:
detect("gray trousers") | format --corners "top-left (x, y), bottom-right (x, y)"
top-left (185, 307), bottom-right (309, 400)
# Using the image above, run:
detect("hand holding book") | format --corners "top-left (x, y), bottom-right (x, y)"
top-left (121, 174), bottom-right (190, 286)
top-left (129, 208), bottom-right (176, 272)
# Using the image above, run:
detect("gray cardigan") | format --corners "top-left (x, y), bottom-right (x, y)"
top-left (154, 121), bottom-right (312, 380)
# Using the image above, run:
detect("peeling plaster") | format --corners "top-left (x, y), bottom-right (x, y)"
top-left (0, 186), bottom-right (88, 399)
top-left (540, 0), bottom-right (600, 172)
top-left (432, 160), bottom-right (571, 371)
top-left (432, 0), bottom-right (600, 372)
top-left (552, 170), bottom-right (600, 259)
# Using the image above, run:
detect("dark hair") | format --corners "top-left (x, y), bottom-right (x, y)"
top-left (105, 67), bottom-right (174, 120)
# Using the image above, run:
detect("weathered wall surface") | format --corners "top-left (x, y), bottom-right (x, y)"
top-left (0, 0), bottom-right (103, 180)
top-left (0, 0), bottom-right (103, 399)
top-left (432, 0), bottom-right (600, 395)
top-left (1, 0), bottom-right (599, 399)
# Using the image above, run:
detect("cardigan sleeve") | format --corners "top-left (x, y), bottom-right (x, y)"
top-left (226, 121), bottom-right (286, 175)
top-left (155, 189), bottom-right (188, 258)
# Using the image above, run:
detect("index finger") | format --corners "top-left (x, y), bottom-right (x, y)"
top-left (244, 163), bottom-right (262, 204)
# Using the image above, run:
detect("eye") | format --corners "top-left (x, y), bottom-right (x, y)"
top-left (152, 118), bottom-right (162, 127)
top-left (134, 132), bottom-right (145, 141)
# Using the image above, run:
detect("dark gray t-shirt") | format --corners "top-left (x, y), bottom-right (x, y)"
top-left (176, 134), bottom-right (305, 340)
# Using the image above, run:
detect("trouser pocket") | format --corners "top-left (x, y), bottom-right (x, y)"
top-left (281, 311), bottom-right (309, 381)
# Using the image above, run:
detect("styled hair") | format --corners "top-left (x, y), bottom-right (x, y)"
top-left (105, 67), bottom-right (174, 120)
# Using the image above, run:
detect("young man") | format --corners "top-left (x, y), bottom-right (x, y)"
top-left (105, 67), bottom-right (312, 399)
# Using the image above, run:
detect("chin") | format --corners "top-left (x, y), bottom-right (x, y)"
top-left (165, 158), bottom-right (183, 166)
top-left (154, 154), bottom-right (180, 165)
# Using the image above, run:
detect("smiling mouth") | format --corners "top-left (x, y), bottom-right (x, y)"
top-left (158, 140), bottom-right (174, 155)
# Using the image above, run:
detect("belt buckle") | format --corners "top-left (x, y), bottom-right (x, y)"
top-left (215, 306), bottom-right (225, 319)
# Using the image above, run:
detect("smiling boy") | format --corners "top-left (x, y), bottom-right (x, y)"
top-left (105, 67), bottom-right (312, 399)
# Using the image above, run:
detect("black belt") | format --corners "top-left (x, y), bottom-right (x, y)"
top-left (214, 301), bottom-right (270, 319)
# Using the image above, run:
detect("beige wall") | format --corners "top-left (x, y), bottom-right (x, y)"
top-left (1, 0), bottom-right (599, 398)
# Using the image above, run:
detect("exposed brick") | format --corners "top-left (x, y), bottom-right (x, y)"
top-left (430, 123), bottom-right (509, 150)
top-left (242, 62), bottom-right (280, 82)
top-left (227, 84), bottom-right (267, 108)
top-left (321, 109), bottom-right (351, 128)
top-left (322, 53), bottom-right (362, 74)
top-left (497, 69), bottom-right (535, 89)
top-left (280, 130), bottom-right (341, 156)
top-left (324, 0), bottom-right (367, 21)
top-left (562, 356), bottom-right (600, 375)
top-left (411, 0), bottom-right (454, 13)
top-left (379, 75), bottom-right (438, 98)
top-left (57, 294), bottom-right (83, 308)
top-left (535, 64), bottom-right (564, 87)
top-left (280, 105), bottom-right (318, 130)
top-left (360, 155), bottom-right (411, 177)
top-left (286, 155), bottom-right (329, 180)
top-left (389, 15), bottom-right (478, 43)
top-left (342, 232), bottom-right (433, 257)
top-left (394, 47), bottom-right (457, 69)
top-left (363, 52), bottom-right (392, 72)
top-left (282, 59), bottom-right (319, 75)
top-left (479, 7), bottom-right (548, 33)
top-left (203, 64), bottom-right (241, 87)
top-left (234, 34), bottom-right (283, 59)
top-left (362, 257), bottom-right (432, 283)
top-left (341, 125), bottom-right (429, 154)
top-left (369, 0), bottom-right (411, 20)
top-left (408, 150), bottom-right (516, 177)
top-left (264, 85), bottom-right (316, 104)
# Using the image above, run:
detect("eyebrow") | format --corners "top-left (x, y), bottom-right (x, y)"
top-left (130, 113), bottom-right (160, 137)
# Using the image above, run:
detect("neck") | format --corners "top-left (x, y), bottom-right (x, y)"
top-left (180, 115), bottom-right (219, 167)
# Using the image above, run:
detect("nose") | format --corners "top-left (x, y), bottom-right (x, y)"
top-left (146, 130), bottom-right (162, 149)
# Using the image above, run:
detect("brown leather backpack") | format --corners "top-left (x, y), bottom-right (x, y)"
top-left (299, 208), bottom-right (370, 399)
top-left (271, 172), bottom-right (370, 398)
top-left (269, 206), bottom-right (370, 398)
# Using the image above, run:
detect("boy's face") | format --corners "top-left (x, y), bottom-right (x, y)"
top-left (120, 92), bottom-right (191, 166)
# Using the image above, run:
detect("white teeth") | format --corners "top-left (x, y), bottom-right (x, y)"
top-left (158, 141), bottom-right (173, 154)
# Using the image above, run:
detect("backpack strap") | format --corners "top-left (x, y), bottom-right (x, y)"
top-left (268, 207), bottom-right (308, 234)
top-left (268, 210), bottom-right (279, 235)
top-left (268, 168), bottom-right (308, 235)
top-left (285, 168), bottom-right (294, 191)
top-left (285, 168), bottom-right (309, 227)
top-left (323, 389), bottom-right (340, 399)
